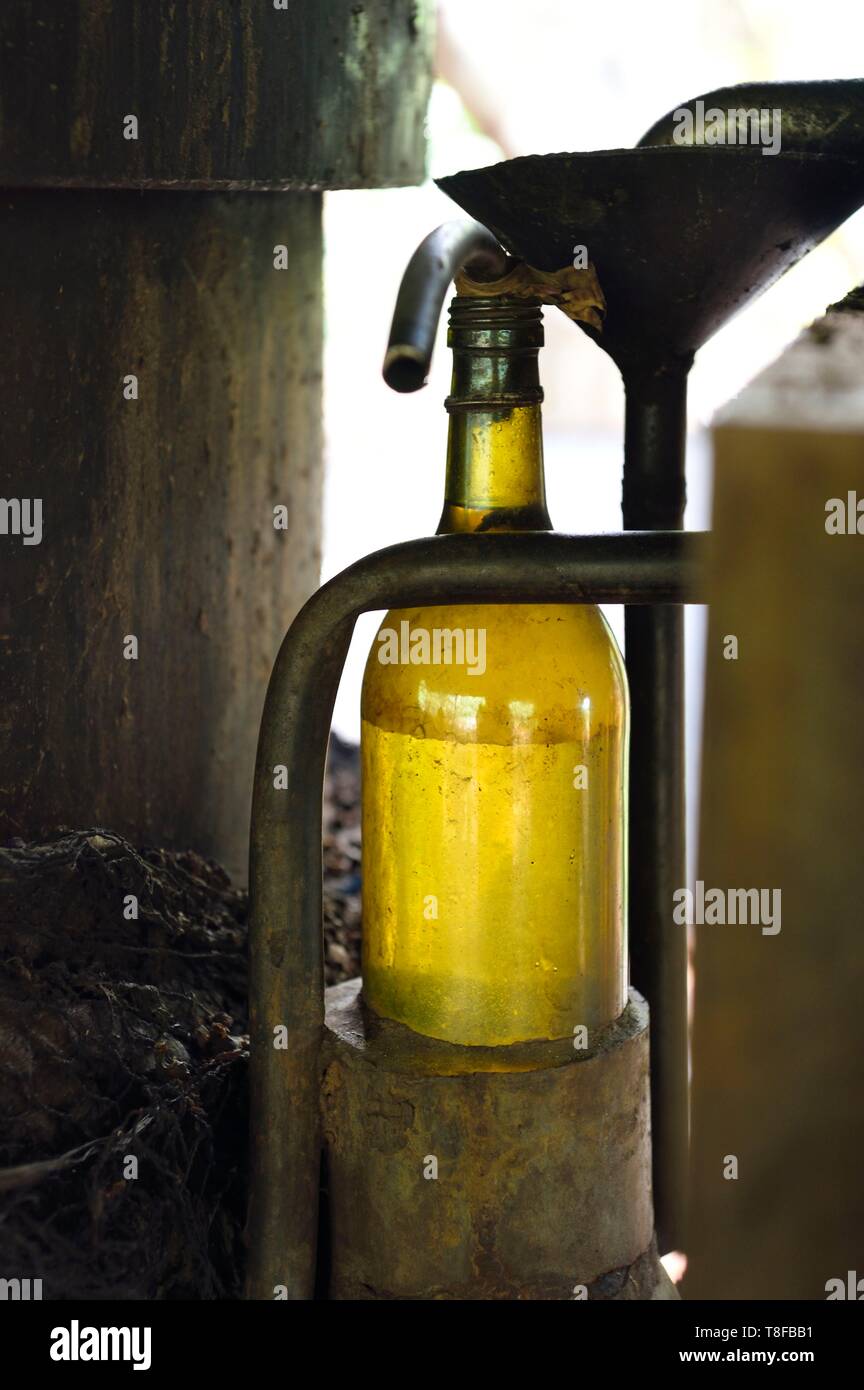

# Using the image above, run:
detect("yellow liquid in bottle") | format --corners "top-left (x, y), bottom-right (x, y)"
top-left (361, 601), bottom-right (628, 1045)
top-left (361, 301), bottom-right (629, 1046)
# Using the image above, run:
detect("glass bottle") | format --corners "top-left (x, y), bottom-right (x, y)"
top-left (361, 296), bottom-right (629, 1046)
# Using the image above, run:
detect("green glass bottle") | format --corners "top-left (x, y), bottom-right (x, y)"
top-left (361, 296), bottom-right (629, 1046)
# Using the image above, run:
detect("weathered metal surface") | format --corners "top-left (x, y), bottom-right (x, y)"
top-left (0, 189), bottom-right (322, 883)
top-left (686, 291), bottom-right (864, 1299)
top-left (640, 78), bottom-right (864, 158)
top-left (0, 0), bottom-right (434, 190)
top-left (436, 148), bottom-right (864, 370)
top-left (321, 979), bottom-right (674, 1300)
top-left (245, 528), bottom-right (704, 1299)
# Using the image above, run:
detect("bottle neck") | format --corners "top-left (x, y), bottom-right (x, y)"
top-left (436, 297), bottom-right (552, 536)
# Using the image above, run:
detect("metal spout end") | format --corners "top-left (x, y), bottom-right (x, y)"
top-left (382, 343), bottom-right (428, 394)
top-left (383, 219), bottom-right (508, 393)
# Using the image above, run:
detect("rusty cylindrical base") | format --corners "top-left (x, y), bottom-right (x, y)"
top-left (320, 980), bottom-right (677, 1300)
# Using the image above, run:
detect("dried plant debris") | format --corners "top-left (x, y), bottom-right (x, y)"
top-left (0, 736), bottom-right (361, 1299)
top-left (323, 733), bottom-right (362, 985)
top-left (0, 829), bottom-right (249, 1299)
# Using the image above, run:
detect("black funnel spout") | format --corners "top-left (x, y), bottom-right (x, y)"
top-left (436, 102), bottom-right (864, 1256)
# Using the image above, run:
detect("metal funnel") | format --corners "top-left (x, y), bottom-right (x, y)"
top-left (436, 146), bottom-right (864, 370)
top-left (437, 135), bottom-right (864, 1256)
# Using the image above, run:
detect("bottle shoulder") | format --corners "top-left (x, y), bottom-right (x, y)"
top-left (362, 603), bottom-right (628, 744)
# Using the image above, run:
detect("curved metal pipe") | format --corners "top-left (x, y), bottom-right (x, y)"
top-left (383, 219), bottom-right (508, 393)
top-left (245, 528), bottom-right (707, 1300)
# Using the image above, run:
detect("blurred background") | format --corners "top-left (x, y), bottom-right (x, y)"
top-left (322, 0), bottom-right (864, 893)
